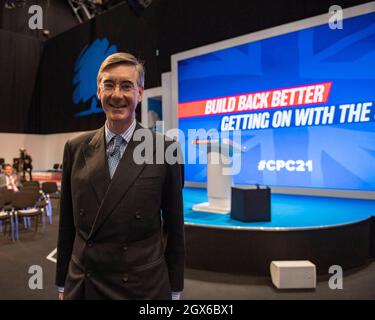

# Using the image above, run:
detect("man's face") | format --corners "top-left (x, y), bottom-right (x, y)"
top-left (97, 64), bottom-right (143, 128)
top-left (4, 166), bottom-right (13, 176)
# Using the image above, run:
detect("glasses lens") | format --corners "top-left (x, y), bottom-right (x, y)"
top-left (102, 82), bottom-right (135, 93)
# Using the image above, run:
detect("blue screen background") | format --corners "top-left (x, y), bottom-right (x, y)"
top-left (178, 12), bottom-right (375, 190)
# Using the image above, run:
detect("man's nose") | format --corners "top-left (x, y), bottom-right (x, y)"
top-left (113, 86), bottom-right (123, 95)
top-left (111, 86), bottom-right (125, 99)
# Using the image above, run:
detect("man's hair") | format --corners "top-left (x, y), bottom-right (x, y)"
top-left (97, 52), bottom-right (145, 87)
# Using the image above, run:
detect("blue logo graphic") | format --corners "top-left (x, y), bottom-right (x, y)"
top-left (72, 38), bottom-right (118, 117)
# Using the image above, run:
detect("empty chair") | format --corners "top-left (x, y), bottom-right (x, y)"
top-left (11, 191), bottom-right (45, 240)
top-left (18, 187), bottom-right (43, 229)
top-left (0, 188), bottom-right (14, 207)
top-left (0, 193), bottom-right (15, 241)
top-left (0, 188), bottom-right (14, 223)
top-left (41, 182), bottom-right (59, 224)
top-left (22, 180), bottom-right (40, 190)
top-left (41, 182), bottom-right (58, 195)
top-left (21, 183), bottom-right (42, 218)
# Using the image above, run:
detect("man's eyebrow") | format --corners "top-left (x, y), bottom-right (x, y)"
top-left (103, 79), bottom-right (134, 86)
top-left (102, 79), bottom-right (134, 84)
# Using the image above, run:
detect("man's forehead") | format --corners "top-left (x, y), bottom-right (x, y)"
top-left (101, 64), bottom-right (138, 81)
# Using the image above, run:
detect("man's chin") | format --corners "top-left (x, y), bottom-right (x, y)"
top-left (108, 109), bottom-right (128, 118)
top-left (110, 116), bottom-right (128, 122)
top-left (108, 113), bottom-right (134, 123)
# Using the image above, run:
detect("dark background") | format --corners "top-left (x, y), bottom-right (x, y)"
top-left (0, 0), bottom-right (372, 133)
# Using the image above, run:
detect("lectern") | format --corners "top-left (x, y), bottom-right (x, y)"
top-left (192, 139), bottom-right (244, 214)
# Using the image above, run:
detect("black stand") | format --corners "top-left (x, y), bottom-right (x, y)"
top-left (230, 185), bottom-right (271, 222)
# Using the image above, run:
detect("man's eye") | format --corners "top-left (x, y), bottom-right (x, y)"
top-left (104, 83), bottom-right (115, 90)
top-left (121, 83), bottom-right (134, 91)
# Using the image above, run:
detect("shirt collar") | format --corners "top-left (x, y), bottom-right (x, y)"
top-left (104, 120), bottom-right (136, 145)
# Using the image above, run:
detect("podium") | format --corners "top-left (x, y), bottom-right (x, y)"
top-left (192, 139), bottom-right (244, 214)
top-left (230, 185), bottom-right (271, 222)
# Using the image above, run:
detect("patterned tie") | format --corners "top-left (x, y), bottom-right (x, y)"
top-left (108, 135), bottom-right (124, 179)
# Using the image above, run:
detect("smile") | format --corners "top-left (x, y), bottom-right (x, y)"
top-left (109, 104), bottom-right (127, 109)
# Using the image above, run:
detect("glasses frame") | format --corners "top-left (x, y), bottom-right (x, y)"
top-left (100, 81), bottom-right (139, 94)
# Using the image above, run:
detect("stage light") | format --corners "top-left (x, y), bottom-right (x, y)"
top-left (4, 0), bottom-right (27, 9)
top-left (67, 0), bottom-right (127, 23)
top-left (126, 0), bottom-right (152, 15)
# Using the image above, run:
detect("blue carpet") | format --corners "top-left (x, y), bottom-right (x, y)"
top-left (183, 187), bottom-right (375, 229)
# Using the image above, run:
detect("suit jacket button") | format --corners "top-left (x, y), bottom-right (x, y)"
top-left (86, 272), bottom-right (91, 278)
top-left (87, 241), bottom-right (93, 247)
top-left (135, 212), bottom-right (141, 219)
top-left (79, 209), bottom-right (85, 216)
top-left (122, 244), bottom-right (128, 251)
top-left (122, 274), bottom-right (129, 283)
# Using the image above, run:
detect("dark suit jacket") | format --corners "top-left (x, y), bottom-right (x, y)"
top-left (55, 123), bottom-right (185, 300)
top-left (0, 174), bottom-right (6, 188)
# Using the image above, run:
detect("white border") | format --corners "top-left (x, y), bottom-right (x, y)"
top-left (141, 86), bottom-right (162, 128)
top-left (171, 2), bottom-right (375, 199)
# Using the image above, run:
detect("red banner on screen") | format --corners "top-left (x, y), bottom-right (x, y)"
top-left (178, 82), bottom-right (332, 118)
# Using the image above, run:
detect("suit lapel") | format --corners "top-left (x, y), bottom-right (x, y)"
top-left (82, 127), bottom-right (111, 205)
top-left (88, 123), bottom-right (153, 239)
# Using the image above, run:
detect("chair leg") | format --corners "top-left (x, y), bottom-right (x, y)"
top-left (35, 216), bottom-right (39, 233)
top-left (41, 210), bottom-right (46, 233)
top-left (3, 220), bottom-right (12, 240)
top-left (3, 221), bottom-right (7, 238)
top-left (15, 214), bottom-right (19, 241)
top-left (10, 216), bottom-right (15, 242)
top-left (42, 209), bottom-right (45, 226)
top-left (48, 198), bottom-right (53, 224)
top-left (44, 195), bottom-right (53, 225)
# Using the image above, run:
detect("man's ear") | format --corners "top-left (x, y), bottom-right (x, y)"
top-left (139, 87), bottom-right (144, 101)
top-left (97, 81), bottom-right (101, 100)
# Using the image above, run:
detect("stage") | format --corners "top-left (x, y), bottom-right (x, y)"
top-left (183, 187), bottom-right (375, 275)
top-left (32, 171), bottom-right (62, 186)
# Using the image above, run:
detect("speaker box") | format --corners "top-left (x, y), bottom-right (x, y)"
top-left (230, 185), bottom-right (271, 222)
top-left (270, 260), bottom-right (316, 289)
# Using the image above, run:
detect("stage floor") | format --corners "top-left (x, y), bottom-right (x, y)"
top-left (183, 187), bottom-right (375, 230)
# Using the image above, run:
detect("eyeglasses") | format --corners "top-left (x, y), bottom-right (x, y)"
top-left (100, 82), bottom-right (138, 94)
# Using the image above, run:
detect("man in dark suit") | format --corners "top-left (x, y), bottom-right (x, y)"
top-left (55, 52), bottom-right (185, 300)
top-left (0, 164), bottom-right (20, 191)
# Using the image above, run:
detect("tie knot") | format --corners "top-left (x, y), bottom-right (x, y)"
top-left (113, 135), bottom-right (124, 147)
top-left (108, 135), bottom-right (125, 179)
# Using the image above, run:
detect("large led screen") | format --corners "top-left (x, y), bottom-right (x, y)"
top-left (176, 7), bottom-right (375, 191)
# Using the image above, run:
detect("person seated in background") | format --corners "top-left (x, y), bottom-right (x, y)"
top-left (0, 164), bottom-right (20, 192)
